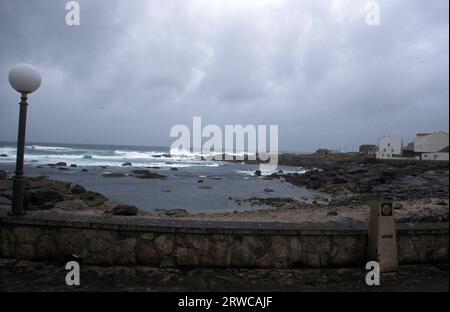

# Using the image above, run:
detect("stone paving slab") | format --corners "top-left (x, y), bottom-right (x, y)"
top-left (0, 259), bottom-right (448, 292)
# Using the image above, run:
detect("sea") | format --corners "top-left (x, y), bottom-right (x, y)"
top-left (0, 142), bottom-right (326, 213)
top-left (0, 142), bottom-right (219, 168)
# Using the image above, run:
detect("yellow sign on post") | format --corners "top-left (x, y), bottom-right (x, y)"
top-left (367, 200), bottom-right (399, 273)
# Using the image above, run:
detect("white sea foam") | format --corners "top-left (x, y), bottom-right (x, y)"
top-left (0, 144), bottom-right (227, 168)
top-left (0, 147), bottom-right (16, 155)
top-left (27, 145), bottom-right (74, 151)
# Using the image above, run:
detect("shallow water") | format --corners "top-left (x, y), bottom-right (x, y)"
top-left (0, 142), bottom-right (327, 213)
top-left (0, 162), bottom-right (328, 213)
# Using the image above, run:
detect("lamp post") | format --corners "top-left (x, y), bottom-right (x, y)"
top-left (8, 64), bottom-right (42, 215)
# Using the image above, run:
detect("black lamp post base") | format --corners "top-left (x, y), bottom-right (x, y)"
top-left (10, 93), bottom-right (29, 216)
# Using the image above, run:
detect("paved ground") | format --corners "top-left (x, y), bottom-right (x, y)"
top-left (0, 259), bottom-right (447, 292)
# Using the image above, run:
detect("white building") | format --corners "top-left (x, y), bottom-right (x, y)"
top-left (376, 136), bottom-right (403, 159)
top-left (413, 132), bottom-right (449, 161)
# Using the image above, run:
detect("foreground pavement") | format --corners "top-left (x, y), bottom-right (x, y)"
top-left (0, 259), bottom-right (448, 292)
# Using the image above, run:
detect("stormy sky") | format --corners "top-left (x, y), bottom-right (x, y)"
top-left (0, 0), bottom-right (448, 152)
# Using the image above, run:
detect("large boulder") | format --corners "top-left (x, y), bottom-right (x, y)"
top-left (29, 188), bottom-right (65, 206)
top-left (131, 169), bottom-right (166, 179)
top-left (70, 184), bottom-right (86, 194)
top-left (109, 204), bottom-right (138, 216)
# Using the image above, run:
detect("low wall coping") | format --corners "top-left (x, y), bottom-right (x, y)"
top-left (0, 209), bottom-right (448, 236)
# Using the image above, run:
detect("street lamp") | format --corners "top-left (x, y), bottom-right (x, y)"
top-left (8, 63), bottom-right (42, 215)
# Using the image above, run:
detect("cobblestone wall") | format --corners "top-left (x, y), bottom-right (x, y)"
top-left (0, 212), bottom-right (448, 268)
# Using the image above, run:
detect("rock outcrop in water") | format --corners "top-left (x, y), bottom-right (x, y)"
top-left (130, 169), bottom-right (167, 179)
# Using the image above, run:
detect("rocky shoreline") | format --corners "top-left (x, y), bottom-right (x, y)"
top-left (0, 154), bottom-right (448, 224)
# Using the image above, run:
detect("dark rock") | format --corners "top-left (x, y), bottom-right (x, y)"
top-left (170, 167), bottom-right (178, 171)
top-left (327, 210), bottom-right (338, 216)
top-left (70, 164), bottom-right (77, 168)
top-left (346, 167), bottom-right (369, 174)
top-left (29, 188), bottom-right (64, 206)
top-left (131, 170), bottom-right (167, 179)
top-left (0, 154), bottom-right (8, 157)
top-left (309, 175), bottom-right (320, 181)
top-left (122, 162), bottom-right (132, 166)
top-left (197, 179), bottom-right (204, 183)
top-left (70, 184), bottom-right (86, 194)
top-left (263, 188), bottom-right (274, 193)
top-left (109, 204), bottom-right (138, 216)
top-left (254, 170), bottom-right (262, 176)
top-left (81, 168), bottom-right (88, 172)
top-left (394, 203), bottom-right (403, 210)
top-left (55, 162), bottom-right (67, 167)
top-left (80, 191), bottom-right (107, 206)
top-left (244, 197), bottom-right (298, 207)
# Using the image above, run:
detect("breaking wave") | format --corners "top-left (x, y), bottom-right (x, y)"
top-left (0, 143), bottom-right (223, 168)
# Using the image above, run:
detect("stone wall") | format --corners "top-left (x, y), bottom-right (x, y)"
top-left (0, 211), bottom-right (448, 268)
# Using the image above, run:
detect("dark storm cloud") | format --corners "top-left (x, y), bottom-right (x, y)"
top-left (0, 0), bottom-right (448, 151)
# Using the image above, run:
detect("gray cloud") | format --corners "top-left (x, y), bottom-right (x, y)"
top-left (0, 0), bottom-right (448, 152)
